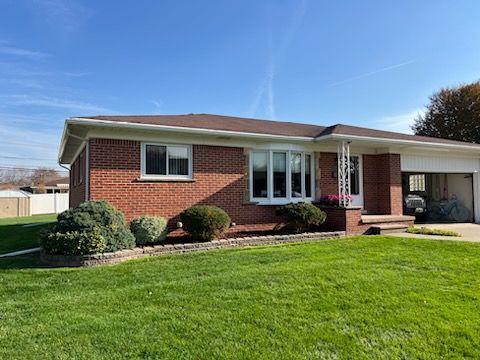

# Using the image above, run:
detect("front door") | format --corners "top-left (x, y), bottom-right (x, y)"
top-left (350, 155), bottom-right (364, 207)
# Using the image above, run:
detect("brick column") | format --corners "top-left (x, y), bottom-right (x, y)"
top-left (363, 153), bottom-right (402, 215)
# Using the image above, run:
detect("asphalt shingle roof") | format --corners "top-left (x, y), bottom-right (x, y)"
top-left (77, 113), bottom-right (480, 147)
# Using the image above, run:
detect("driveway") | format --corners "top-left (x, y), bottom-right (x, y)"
top-left (390, 223), bottom-right (480, 242)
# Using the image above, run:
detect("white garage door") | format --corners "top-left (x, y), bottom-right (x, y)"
top-left (401, 154), bottom-right (480, 173)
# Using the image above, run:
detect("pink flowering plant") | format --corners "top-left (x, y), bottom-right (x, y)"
top-left (318, 194), bottom-right (353, 207)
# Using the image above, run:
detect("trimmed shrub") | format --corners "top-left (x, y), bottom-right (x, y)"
top-left (276, 202), bottom-right (327, 233)
top-left (130, 215), bottom-right (168, 245)
top-left (39, 227), bottom-right (106, 255)
top-left (180, 205), bottom-right (231, 241)
top-left (41, 200), bottom-right (135, 254)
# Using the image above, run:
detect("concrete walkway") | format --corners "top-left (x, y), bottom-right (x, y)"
top-left (0, 247), bottom-right (41, 258)
top-left (390, 223), bottom-right (480, 242)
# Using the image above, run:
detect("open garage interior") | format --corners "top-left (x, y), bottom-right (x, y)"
top-left (402, 172), bottom-right (474, 223)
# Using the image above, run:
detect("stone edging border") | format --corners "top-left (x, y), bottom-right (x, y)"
top-left (40, 231), bottom-right (345, 267)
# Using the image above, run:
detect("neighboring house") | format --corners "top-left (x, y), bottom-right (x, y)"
top-left (30, 176), bottom-right (70, 194)
top-left (58, 114), bottom-right (480, 234)
top-left (23, 176), bottom-right (69, 194)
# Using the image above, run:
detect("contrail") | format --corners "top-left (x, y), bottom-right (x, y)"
top-left (330, 60), bottom-right (416, 86)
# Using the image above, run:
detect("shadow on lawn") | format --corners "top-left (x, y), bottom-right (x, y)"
top-left (0, 254), bottom-right (52, 270)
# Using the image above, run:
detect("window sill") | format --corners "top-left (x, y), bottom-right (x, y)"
top-left (250, 198), bottom-right (314, 206)
top-left (136, 177), bottom-right (196, 183)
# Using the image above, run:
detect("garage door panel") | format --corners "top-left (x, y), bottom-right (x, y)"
top-left (401, 154), bottom-right (480, 173)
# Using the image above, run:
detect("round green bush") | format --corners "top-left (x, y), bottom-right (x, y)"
top-left (180, 205), bottom-right (231, 241)
top-left (42, 200), bottom-right (135, 254)
top-left (130, 215), bottom-right (168, 245)
top-left (40, 227), bottom-right (106, 255)
top-left (276, 202), bottom-right (327, 233)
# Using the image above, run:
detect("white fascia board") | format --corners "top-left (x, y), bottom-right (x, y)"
top-left (316, 133), bottom-right (480, 152)
top-left (57, 121), bottom-right (69, 163)
top-left (67, 117), bottom-right (315, 142)
top-left (87, 127), bottom-right (318, 152)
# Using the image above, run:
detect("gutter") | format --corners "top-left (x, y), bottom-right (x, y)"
top-left (58, 117), bottom-right (480, 164)
top-left (315, 133), bottom-right (480, 151)
top-left (66, 117), bottom-right (316, 142)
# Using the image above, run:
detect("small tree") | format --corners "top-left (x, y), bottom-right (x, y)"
top-left (412, 81), bottom-right (480, 143)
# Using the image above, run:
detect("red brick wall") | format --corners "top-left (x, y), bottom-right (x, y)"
top-left (69, 146), bottom-right (86, 208)
top-left (320, 206), bottom-right (373, 235)
top-left (88, 138), bottom-right (280, 227)
top-left (363, 154), bottom-right (402, 215)
top-left (317, 152), bottom-right (338, 197)
top-left (319, 152), bottom-right (403, 215)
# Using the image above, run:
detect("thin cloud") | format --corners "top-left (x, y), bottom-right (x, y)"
top-left (151, 99), bottom-right (164, 113)
top-left (0, 46), bottom-right (49, 59)
top-left (0, 61), bottom-right (51, 77)
top-left (248, 41), bottom-right (276, 119)
top-left (376, 108), bottom-right (425, 134)
top-left (248, 0), bottom-right (308, 119)
top-left (63, 71), bottom-right (90, 77)
top-left (30, 0), bottom-right (94, 37)
top-left (0, 78), bottom-right (44, 89)
top-left (1, 94), bottom-right (109, 113)
top-left (330, 60), bottom-right (416, 86)
top-left (0, 118), bottom-right (64, 169)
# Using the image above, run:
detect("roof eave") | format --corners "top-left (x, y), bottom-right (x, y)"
top-left (57, 121), bottom-right (69, 164)
top-left (315, 133), bottom-right (480, 151)
top-left (67, 117), bottom-right (316, 142)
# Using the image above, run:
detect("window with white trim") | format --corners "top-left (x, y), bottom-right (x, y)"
top-left (141, 143), bottom-right (192, 179)
top-left (250, 150), bottom-right (314, 204)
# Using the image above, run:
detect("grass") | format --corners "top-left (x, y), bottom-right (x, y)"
top-left (0, 214), bottom-right (57, 254)
top-left (407, 226), bottom-right (461, 237)
top-left (0, 236), bottom-right (479, 359)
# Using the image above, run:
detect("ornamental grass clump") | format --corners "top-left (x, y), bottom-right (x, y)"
top-left (130, 215), bottom-right (168, 245)
top-left (406, 226), bottom-right (461, 237)
top-left (40, 200), bottom-right (135, 255)
top-left (180, 205), bottom-right (231, 241)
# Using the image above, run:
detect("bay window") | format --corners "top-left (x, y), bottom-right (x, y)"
top-left (250, 150), bottom-right (314, 204)
top-left (273, 152), bottom-right (287, 198)
top-left (305, 154), bottom-right (312, 197)
top-left (252, 151), bottom-right (268, 198)
top-left (142, 143), bottom-right (192, 179)
top-left (291, 152), bottom-right (302, 198)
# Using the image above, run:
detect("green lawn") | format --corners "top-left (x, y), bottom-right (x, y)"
top-left (0, 236), bottom-right (479, 359)
top-left (0, 214), bottom-right (57, 254)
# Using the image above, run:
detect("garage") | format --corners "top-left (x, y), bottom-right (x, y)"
top-left (401, 154), bottom-right (480, 223)
top-left (402, 172), bottom-right (473, 222)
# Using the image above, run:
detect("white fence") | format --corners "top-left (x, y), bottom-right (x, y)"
top-left (30, 193), bottom-right (69, 215)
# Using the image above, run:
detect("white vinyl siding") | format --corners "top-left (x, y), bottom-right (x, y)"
top-left (401, 154), bottom-right (480, 173)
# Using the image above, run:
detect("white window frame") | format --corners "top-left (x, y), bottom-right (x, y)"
top-left (249, 150), bottom-right (315, 205)
top-left (141, 142), bottom-right (193, 180)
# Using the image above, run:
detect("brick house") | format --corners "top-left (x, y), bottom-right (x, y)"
top-left (58, 114), bottom-right (480, 234)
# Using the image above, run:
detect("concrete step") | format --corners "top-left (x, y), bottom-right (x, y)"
top-left (367, 223), bottom-right (409, 235)
top-left (361, 215), bottom-right (415, 224)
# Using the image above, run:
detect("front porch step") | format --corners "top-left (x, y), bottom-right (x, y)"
top-left (367, 223), bottom-right (409, 235)
top-left (361, 215), bottom-right (415, 224)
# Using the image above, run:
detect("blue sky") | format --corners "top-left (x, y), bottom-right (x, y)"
top-left (1, 0), bottom-right (480, 169)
